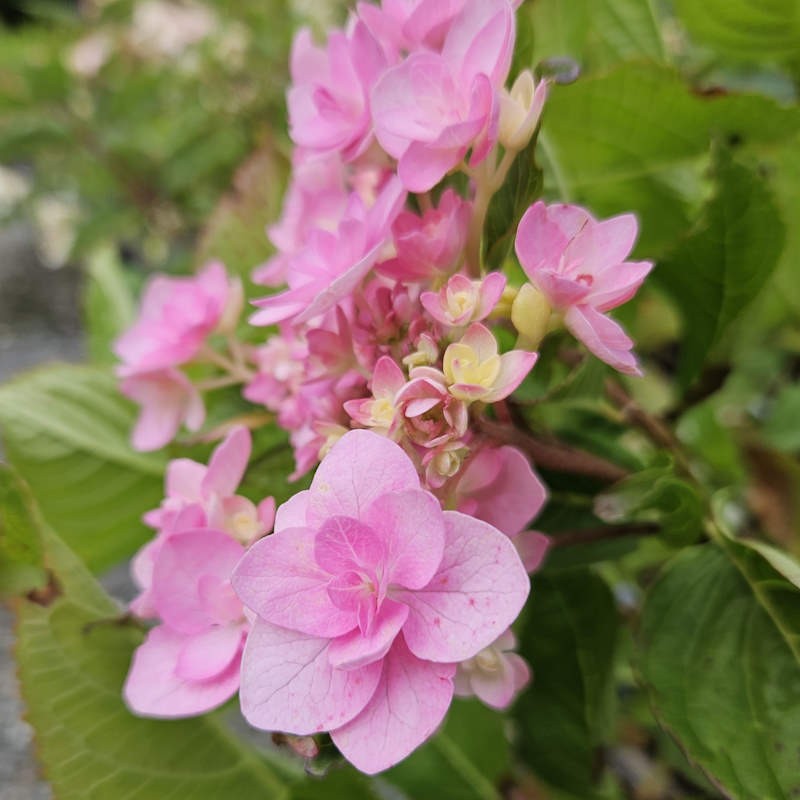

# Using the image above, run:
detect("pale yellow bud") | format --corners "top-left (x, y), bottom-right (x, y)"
top-left (511, 283), bottom-right (552, 350)
top-left (499, 70), bottom-right (548, 152)
top-left (216, 277), bottom-right (245, 335)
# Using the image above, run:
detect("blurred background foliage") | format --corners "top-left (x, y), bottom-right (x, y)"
top-left (1, 1), bottom-right (800, 799)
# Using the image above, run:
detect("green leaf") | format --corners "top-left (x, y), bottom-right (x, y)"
top-left (0, 365), bottom-right (165, 573)
top-left (84, 245), bottom-right (138, 365)
top-left (539, 63), bottom-right (800, 254)
top-left (514, 569), bottom-right (619, 796)
top-left (385, 699), bottom-right (510, 800)
top-left (674, 0), bottom-right (800, 62)
top-left (12, 480), bottom-right (378, 800)
top-left (484, 139), bottom-right (544, 269)
top-left (657, 154), bottom-right (785, 387)
top-left (637, 545), bottom-right (800, 799)
top-left (0, 466), bottom-right (47, 598)
top-left (764, 384), bottom-right (800, 453)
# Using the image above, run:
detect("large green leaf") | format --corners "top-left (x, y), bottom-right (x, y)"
top-left (539, 63), bottom-right (800, 254)
top-left (0, 365), bottom-right (165, 573)
top-left (514, 569), bottom-right (620, 796)
top-left (0, 466), bottom-right (46, 598)
top-left (656, 155), bottom-right (785, 387)
top-left (674, 0), bottom-right (800, 62)
top-left (637, 545), bottom-right (800, 799)
top-left (386, 699), bottom-right (511, 800)
top-left (11, 475), bottom-right (378, 800)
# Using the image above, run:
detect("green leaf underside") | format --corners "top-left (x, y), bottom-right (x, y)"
top-left (638, 545), bottom-right (800, 799)
top-left (514, 569), bottom-right (619, 796)
top-left (0, 365), bottom-right (165, 573)
top-left (656, 154), bottom-right (785, 387)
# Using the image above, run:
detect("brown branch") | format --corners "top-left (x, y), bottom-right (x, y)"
top-left (551, 523), bottom-right (660, 548)
top-left (478, 418), bottom-right (630, 484)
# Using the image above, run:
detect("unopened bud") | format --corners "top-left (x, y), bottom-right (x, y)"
top-left (499, 70), bottom-right (548, 152)
top-left (511, 283), bottom-right (552, 350)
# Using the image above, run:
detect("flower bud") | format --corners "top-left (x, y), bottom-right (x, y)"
top-left (499, 70), bottom-right (548, 152)
top-left (511, 283), bottom-right (552, 350)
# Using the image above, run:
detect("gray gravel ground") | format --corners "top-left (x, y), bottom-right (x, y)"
top-left (1, 222), bottom-right (84, 800)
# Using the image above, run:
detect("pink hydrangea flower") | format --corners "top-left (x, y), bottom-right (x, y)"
top-left (120, 368), bottom-right (205, 452)
top-left (344, 356), bottom-right (406, 435)
top-left (379, 189), bottom-right (471, 282)
top-left (421, 272), bottom-right (506, 327)
top-left (288, 19), bottom-right (388, 161)
top-left (514, 201), bottom-right (654, 376)
top-left (454, 629), bottom-right (530, 709)
top-left (114, 262), bottom-right (237, 373)
top-left (396, 366), bottom-right (468, 448)
top-left (371, 0), bottom-right (515, 191)
top-left (250, 177), bottom-right (406, 327)
top-left (132, 426), bottom-right (274, 618)
top-left (231, 430), bottom-right (529, 774)
top-left (452, 445), bottom-right (550, 572)
top-left (124, 527), bottom-right (248, 718)
top-left (442, 323), bottom-right (537, 403)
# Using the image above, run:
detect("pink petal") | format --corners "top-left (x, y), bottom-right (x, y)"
top-left (231, 526), bottom-right (357, 638)
top-left (275, 490), bottom-right (310, 533)
top-left (152, 529), bottom-right (245, 635)
top-left (469, 653), bottom-right (528, 710)
top-left (175, 624), bottom-right (244, 682)
top-left (460, 322), bottom-right (498, 360)
top-left (239, 620), bottom-right (383, 735)
top-left (564, 305), bottom-right (641, 376)
top-left (515, 201), bottom-right (591, 277)
top-left (362, 490), bottom-right (445, 590)
top-left (202, 426), bottom-right (251, 498)
top-left (307, 430), bottom-right (420, 527)
top-left (315, 516), bottom-right (386, 575)
top-left (481, 349), bottom-right (538, 403)
top-left (399, 141), bottom-right (464, 193)
top-left (514, 530), bottom-right (550, 573)
top-left (373, 356), bottom-right (406, 397)
top-left (400, 511), bottom-right (529, 663)
top-left (123, 626), bottom-right (241, 718)
top-left (563, 212), bottom-right (638, 276)
top-left (476, 271), bottom-right (507, 319)
top-left (165, 458), bottom-right (205, 502)
top-left (328, 600), bottom-right (409, 670)
top-left (331, 636), bottom-right (455, 774)
top-left (586, 260), bottom-right (653, 312)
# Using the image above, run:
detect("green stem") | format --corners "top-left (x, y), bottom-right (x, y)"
top-left (432, 733), bottom-right (503, 800)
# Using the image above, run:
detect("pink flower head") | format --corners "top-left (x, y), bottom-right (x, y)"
top-left (452, 445), bottom-right (550, 572)
top-left (371, 0), bottom-right (515, 191)
top-left (443, 323), bottom-right (537, 404)
top-left (288, 19), bottom-right (388, 161)
top-left (344, 356), bottom-right (407, 435)
top-left (514, 201), bottom-right (654, 376)
top-left (421, 271), bottom-right (506, 328)
top-left (454, 629), bottom-right (530, 709)
top-left (120, 368), bottom-right (205, 452)
top-left (244, 331), bottom-right (310, 411)
top-left (379, 189), bottom-right (471, 282)
top-left (124, 528), bottom-right (248, 718)
top-left (250, 177), bottom-right (406, 327)
top-left (114, 262), bottom-right (235, 373)
top-left (132, 426), bottom-right (275, 618)
top-left (396, 366), bottom-right (468, 448)
top-left (232, 430), bottom-right (529, 774)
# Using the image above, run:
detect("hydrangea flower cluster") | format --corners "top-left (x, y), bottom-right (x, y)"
top-left (118, 0), bottom-right (653, 776)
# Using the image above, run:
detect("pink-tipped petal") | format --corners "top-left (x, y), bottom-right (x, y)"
top-left (274, 490), bottom-right (310, 533)
top-left (514, 530), bottom-right (550, 573)
top-left (239, 620), bottom-right (382, 735)
top-left (481, 350), bottom-right (538, 403)
top-left (330, 636), bottom-right (455, 774)
top-left (400, 511), bottom-right (530, 663)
